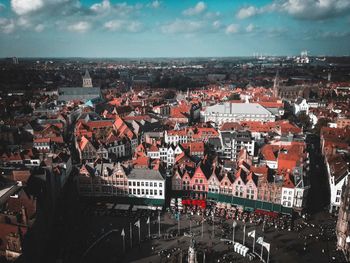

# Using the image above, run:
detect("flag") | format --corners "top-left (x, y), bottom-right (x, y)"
top-left (262, 242), bottom-right (270, 252)
top-left (256, 236), bottom-right (264, 245)
top-left (134, 220), bottom-right (140, 228)
top-left (147, 217), bottom-right (150, 224)
top-left (121, 228), bottom-right (125, 236)
top-left (175, 212), bottom-right (180, 221)
top-left (247, 230), bottom-right (255, 238)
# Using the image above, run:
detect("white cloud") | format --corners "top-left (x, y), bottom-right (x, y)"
top-left (161, 19), bottom-right (204, 34)
top-left (246, 23), bottom-right (255, 32)
top-left (104, 20), bottom-right (142, 32)
top-left (225, 24), bottom-right (239, 34)
top-left (280, 0), bottom-right (350, 20)
top-left (149, 0), bottom-right (161, 9)
top-left (0, 18), bottom-right (16, 33)
top-left (183, 1), bottom-right (207, 16)
top-left (11, 0), bottom-right (44, 15)
top-left (90, 0), bottom-right (110, 13)
top-left (17, 17), bottom-right (31, 27)
top-left (34, 23), bottom-right (45, 32)
top-left (205, 11), bottom-right (220, 19)
top-left (236, 6), bottom-right (259, 19)
top-left (67, 21), bottom-right (90, 33)
top-left (236, 0), bottom-right (350, 21)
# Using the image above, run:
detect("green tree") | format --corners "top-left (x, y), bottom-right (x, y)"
top-left (228, 93), bottom-right (241, 100)
top-left (313, 118), bottom-right (331, 135)
top-left (297, 112), bottom-right (311, 130)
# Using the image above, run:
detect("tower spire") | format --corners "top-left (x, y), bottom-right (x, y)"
top-left (82, 69), bottom-right (93, 88)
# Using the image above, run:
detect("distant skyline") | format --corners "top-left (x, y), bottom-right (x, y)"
top-left (0, 0), bottom-right (350, 57)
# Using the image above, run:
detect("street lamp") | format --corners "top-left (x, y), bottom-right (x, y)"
top-left (232, 221), bottom-right (237, 244)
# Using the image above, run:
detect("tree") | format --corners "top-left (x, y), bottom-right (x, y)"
top-left (228, 93), bottom-right (241, 101)
top-left (313, 118), bottom-right (331, 135)
top-left (297, 112), bottom-right (311, 130)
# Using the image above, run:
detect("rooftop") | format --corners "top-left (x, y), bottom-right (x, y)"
top-left (205, 103), bottom-right (273, 116)
top-left (128, 168), bottom-right (164, 181)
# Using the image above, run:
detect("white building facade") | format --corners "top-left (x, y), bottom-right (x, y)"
top-left (204, 103), bottom-right (275, 125)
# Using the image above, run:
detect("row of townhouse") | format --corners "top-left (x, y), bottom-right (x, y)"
top-left (171, 157), bottom-right (308, 211)
top-left (76, 161), bottom-right (165, 200)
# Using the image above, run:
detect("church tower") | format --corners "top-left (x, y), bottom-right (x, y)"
top-left (82, 69), bottom-right (93, 88)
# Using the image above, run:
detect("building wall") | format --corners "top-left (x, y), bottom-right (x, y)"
top-left (128, 179), bottom-right (165, 199)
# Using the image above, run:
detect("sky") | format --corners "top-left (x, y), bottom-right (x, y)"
top-left (0, 0), bottom-right (350, 57)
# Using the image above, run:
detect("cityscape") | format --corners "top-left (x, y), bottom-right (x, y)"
top-left (1, 1), bottom-right (350, 263)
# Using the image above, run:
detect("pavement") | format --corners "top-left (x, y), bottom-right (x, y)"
top-left (53, 200), bottom-right (346, 263)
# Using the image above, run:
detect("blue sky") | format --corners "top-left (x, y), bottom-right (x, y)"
top-left (0, 0), bottom-right (350, 57)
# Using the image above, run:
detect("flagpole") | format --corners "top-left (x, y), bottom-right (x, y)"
top-left (148, 217), bottom-right (151, 239)
top-left (138, 221), bottom-right (141, 244)
top-left (212, 213), bottom-right (214, 237)
top-left (178, 213), bottom-right (180, 235)
top-left (130, 223), bottom-right (132, 248)
top-left (267, 247), bottom-right (270, 263)
top-left (158, 211), bottom-right (161, 238)
top-left (260, 238), bottom-right (264, 259)
top-left (253, 234), bottom-right (255, 254)
top-left (121, 229), bottom-right (125, 253)
top-left (243, 224), bottom-right (246, 246)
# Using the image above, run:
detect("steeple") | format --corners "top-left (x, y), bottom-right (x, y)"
top-left (83, 69), bottom-right (93, 88)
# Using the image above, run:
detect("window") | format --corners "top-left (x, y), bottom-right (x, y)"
top-left (145, 182), bottom-right (149, 187)
top-left (137, 189), bottom-right (140, 195)
top-left (142, 189), bottom-right (145, 195)
top-left (150, 182), bottom-right (153, 187)
top-left (133, 182), bottom-right (136, 186)
top-left (128, 182), bottom-right (131, 186)
top-left (154, 182), bottom-right (157, 187)
top-left (336, 197), bottom-right (340, 203)
top-left (154, 190), bottom-right (158, 195)
top-left (337, 190), bottom-right (341, 196)
top-left (133, 189), bottom-right (136, 194)
top-left (137, 182), bottom-right (140, 187)
top-left (141, 182), bottom-right (144, 186)
top-left (159, 190), bottom-right (162, 196)
top-left (146, 189), bottom-right (149, 195)
top-left (150, 190), bottom-right (153, 195)
top-left (159, 183), bottom-right (162, 187)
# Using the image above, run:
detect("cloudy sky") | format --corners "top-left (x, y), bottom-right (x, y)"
top-left (0, 0), bottom-right (349, 57)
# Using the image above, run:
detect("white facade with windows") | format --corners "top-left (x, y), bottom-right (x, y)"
top-left (293, 98), bottom-right (309, 115)
top-left (329, 171), bottom-right (349, 213)
top-left (204, 103), bottom-right (275, 125)
top-left (128, 169), bottom-right (165, 200)
top-left (164, 131), bottom-right (189, 145)
top-left (281, 187), bottom-right (295, 208)
top-left (147, 145), bottom-right (183, 167)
